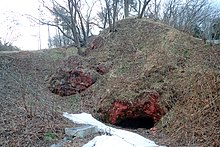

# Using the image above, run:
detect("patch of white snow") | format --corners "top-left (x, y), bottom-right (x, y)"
top-left (63, 112), bottom-right (164, 147)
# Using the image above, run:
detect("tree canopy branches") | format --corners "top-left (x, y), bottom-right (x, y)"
top-left (31, 0), bottom-right (220, 51)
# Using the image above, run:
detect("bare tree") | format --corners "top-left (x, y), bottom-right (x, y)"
top-left (29, 0), bottom-right (97, 55)
top-left (138, 0), bottom-right (151, 18)
top-left (104, 0), bottom-right (113, 31)
top-left (96, 0), bottom-right (154, 32)
top-left (102, 0), bottom-right (120, 32)
top-left (100, 0), bottom-right (141, 31)
top-left (145, 0), bottom-right (161, 20)
top-left (0, 15), bottom-right (21, 46)
top-left (96, 7), bottom-right (108, 29)
top-left (84, 0), bottom-right (97, 37)
top-left (124, 0), bottom-right (129, 18)
top-left (112, 0), bottom-right (119, 31)
top-left (162, 0), bottom-right (213, 34)
top-left (212, 18), bottom-right (220, 40)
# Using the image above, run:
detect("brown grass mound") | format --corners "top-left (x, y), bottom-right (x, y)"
top-left (157, 68), bottom-right (220, 146)
top-left (77, 18), bottom-right (220, 146)
top-left (1, 17), bottom-right (219, 146)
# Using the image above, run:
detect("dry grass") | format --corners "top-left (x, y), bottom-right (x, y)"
top-left (0, 49), bottom-right (76, 146)
top-left (85, 18), bottom-right (220, 146)
top-left (0, 18), bottom-right (219, 146)
top-left (157, 68), bottom-right (220, 146)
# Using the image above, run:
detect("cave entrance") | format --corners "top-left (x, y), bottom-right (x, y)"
top-left (116, 116), bottom-right (155, 129)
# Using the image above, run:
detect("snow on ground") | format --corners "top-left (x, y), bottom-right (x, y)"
top-left (63, 112), bottom-right (164, 147)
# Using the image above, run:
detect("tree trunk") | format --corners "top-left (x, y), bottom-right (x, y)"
top-left (138, 0), bottom-right (151, 18)
top-left (68, 0), bottom-right (81, 54)
top-left (105, 0), bottom-right (113, 32)
top-left (124, 0), bottom-right (129, 18)
top-left (77, 10), bottom-right (87, 45)
top-left (112, 0), bottom-right (118, 31)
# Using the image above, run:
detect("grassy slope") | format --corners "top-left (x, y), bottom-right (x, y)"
top-left (83, 18), bottom-right (220, 146)
top-left (0, 18), bottom-right (219, 146)
top-left (0, 48), bottom-right (78, 146)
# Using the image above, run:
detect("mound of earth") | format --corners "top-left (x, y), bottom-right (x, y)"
top-left (48, 18), bottom-right (220, 146)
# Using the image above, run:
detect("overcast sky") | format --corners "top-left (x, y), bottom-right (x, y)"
top-left (0, 0), bottom-right (48, 50)
top-left (0, 0), bottom-right (220, 50)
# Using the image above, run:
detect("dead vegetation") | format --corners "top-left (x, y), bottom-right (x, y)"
top-left (0, 49), bottom-right (75, 146)
top-left (82, 18), bottom-right (220, 146)
top-left (0, 18), bottom-right (219, 146)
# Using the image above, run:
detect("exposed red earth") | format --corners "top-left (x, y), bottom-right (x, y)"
top-left (102, 92), bottom-right (165, 129)
top-left (48, 69), bottom-right (97, 96)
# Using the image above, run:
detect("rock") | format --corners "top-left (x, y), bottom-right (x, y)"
top-left (65, 125), bottom-right (98, 138)
top-left (48, 55), bottom-right (98, 96)
top-left (48, 69), bottom-right (97, 96)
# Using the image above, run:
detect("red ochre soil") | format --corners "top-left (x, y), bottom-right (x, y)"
top-left (47, 53), bottom-right (111, 96)
top-left (48, 69), bottom-right (97, 96)
top-left (104, 92), bottom-right (165, 129)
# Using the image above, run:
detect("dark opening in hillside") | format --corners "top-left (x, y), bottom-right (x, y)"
top-left (101, 92), bottom-right (165, 130)
top-left (116, 116), bottom-right (155, 129)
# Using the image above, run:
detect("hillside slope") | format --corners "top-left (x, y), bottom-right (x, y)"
top-left (0, 49), bottom-right (76, 146)
top-left (49, 18), bottom-right (219, 146)
top-left (0, 18), bottom-right (219, 146)
top-left (96, 18), bottom-right (219, 146)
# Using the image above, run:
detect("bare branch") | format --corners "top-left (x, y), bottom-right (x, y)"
top-left (138, 0), bottom-right (152, 18)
